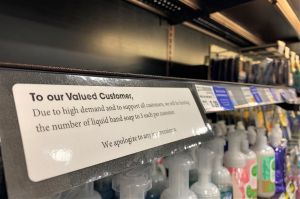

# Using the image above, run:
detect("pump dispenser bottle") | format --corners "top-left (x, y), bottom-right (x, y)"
top-left (217, 120), bottom-right (227, 136)
top-left (160, 152), bottom-right (197, 199)
top-left (191, 146), bottom-right (220, 199)
top-left (112, 166), bottom-right (152, 199)
top-left (224, 127), bottom-right (247, 198)
top-left (247, 126), bottom-right (257, 147)
top-left (269, 123), bottom-right (286, 194)
top-left (252, 128), bottom-right (275, 198)
top-left (208, 137), bottom-right (233, 199)
top-left (238, 122), bottom-right (258, 199)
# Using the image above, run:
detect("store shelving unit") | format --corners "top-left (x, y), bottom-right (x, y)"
top-left (0, 62), bottom-right (299, 198)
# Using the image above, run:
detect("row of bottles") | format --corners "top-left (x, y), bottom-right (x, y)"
top-left (43, 113), bottom-right (290, 199)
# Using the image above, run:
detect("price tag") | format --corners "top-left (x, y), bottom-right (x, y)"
top-left (257, 88), bottom-right (270, 103)
top-left (13, 84), bottom-right (207, 182)
top-left (280, 89), bottom-right (289, 102)
top-left (270, 88), bottom-right (281, 102)
top-left (227, 90), bottom-right (238, 106)
top-left (250, 87), bottom-right (263, 103)
top-left (195, 85), bottom-right (223, 112)
top-left (288, 88), bottom-right (298, 102)
top-left (213, 86), bottom-right (234, 111)
top-left (241, 87), bottom-right (257, 106)
top-left (264, 88), bottom-right (275, 103)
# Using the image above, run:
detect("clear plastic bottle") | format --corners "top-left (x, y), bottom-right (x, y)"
top-left (224, 129), bottom-right (247, 198)
top-left (237, 122), bottom-right (257, 199)
top-left (191, 146), bottom-right (220, 199)
top-left (252, 128), bottom-right (275, 198)
top-left (208, 137), bottom-right (233, 199)
top-left (112, 166), bottom-right (152, 199)
top-left (160, 152), bottom-right (197, 199)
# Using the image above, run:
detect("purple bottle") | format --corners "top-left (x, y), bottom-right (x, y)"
top-left (269, 124), bottom-right (286, 194)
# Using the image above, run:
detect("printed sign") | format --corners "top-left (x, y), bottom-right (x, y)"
top-left (13, 84), bottom-right (207, 182)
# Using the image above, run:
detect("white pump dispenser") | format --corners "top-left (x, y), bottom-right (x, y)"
top-left (217, 120), bottom-right (227, 136)
top-left (191, 146), bottom-right (220, 199)
top-left (160, 152), bottom-right (197, 199)
top-left (208, 137), bottom-right (233, 199)
top-left (113, 166), bottom-right (152, 199)
top-left (252, 128), bottom-right (275, 198)
top-left (247, 126), bottom-right (257, 146)
top-left (269, 123), bottom-right (283, 147)
top-left (224, 128), bottom-right (247, 198)
top-left (214, 123), bottom-right (224, 137)
top-left (227, 125), bottom-right (235, 135)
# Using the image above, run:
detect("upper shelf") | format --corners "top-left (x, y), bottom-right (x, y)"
top-left (127, 0), bottom-right (300, 47)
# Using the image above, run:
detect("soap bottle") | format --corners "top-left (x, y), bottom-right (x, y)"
top-left (217, 120), bottom-right (228, 136)
top-left (146, 158), bottom-right (167, 199)
top-left (252, 128), bottom-right (275, 198)
top-left (160, 152), bottom-right (197, 199)
top-left (224, 129), bottom-right (247, 198)
top-left (208, 137), bottom-right (233, 199)
top-left (238, 122), bottom-right (257, 199)
top-left (191, 146), bottom-right (220, 199)
top-left (269, 123), bottom-right (286, 194)
top-left (112, 166), bottom-right (152, 199)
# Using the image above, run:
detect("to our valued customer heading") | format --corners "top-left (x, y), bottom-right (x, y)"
top-left (29, 92), bottom-right (134, 102)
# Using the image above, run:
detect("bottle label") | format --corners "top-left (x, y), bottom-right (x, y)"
top-left (261, 156), bottom-right (275, 193)
top-left (228, 167), bottom-right (246, 198)
top-left (246, 159), bottom-right (258, 198)
top-left (245, 182), bottom-right (257, 199)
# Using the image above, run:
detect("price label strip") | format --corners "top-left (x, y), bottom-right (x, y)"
top-left (212, 86), bottom-right (234, 111)
top-left (195, 85), bottom-right (223, 112)
top-left (241, 87), bottom-right (257, 106)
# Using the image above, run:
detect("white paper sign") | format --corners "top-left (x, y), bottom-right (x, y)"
top-left (13, 84), bottom-right (207, 182)
top-left (195, 85), bottom-right (223, 112)
top-left (241, 87), bottom-right (257, 106)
